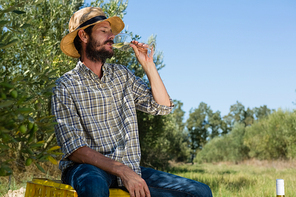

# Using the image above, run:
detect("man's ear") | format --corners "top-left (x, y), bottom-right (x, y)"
top-left (78, 29), bottom-right (89, 43)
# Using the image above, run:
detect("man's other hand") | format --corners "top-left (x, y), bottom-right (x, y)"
top-left (119, 165), bottom-right (151, 197)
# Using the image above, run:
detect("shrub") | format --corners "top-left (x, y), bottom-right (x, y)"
top-left (195, 123), bottom-right (249, 163)
top-left (244, 109), bottom-right (296, 160)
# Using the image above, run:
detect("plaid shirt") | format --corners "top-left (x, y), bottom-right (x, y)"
top-left (52, 60), bottom-right (173, 186)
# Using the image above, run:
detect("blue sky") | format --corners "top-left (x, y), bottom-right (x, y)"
top-left (86, 0), bottom-right (296, 118)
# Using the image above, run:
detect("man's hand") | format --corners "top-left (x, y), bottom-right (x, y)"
top-left (119, 165), bottom-right (151, 197)
top-left (130, 41), bottom-right (154, 69)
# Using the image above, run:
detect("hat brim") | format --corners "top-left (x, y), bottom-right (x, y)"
top-left (60, 16), bottom-right (124, 58)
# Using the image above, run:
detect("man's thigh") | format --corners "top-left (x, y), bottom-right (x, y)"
top-left (63, 163), bottom-right (117, 197)
top-left (141, 166), bottom-right (213, 197)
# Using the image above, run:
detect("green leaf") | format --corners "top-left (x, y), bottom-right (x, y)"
top-left (20, 23), bottom-right (31, 28)
top-left (24, 147), bottom-right (34, 155)
top-left (12, 10), bottom-right (26, 14)
top-left (0, 100), bottom-right (14, 108)
top-left (0, 20), bottom-right (9, 27)
top-left (29, 143), bottom-right (44, 148)
top-left (34, 162), bottom-right (45, 173)
top-left (37, 115), bottom-right (55, 122)
top-left (1, 6), bottom-right (16, 15)
top-left (0, 82), bottom-right (14, 89)
top-left (17, 108), bottom-right (34, 113)
top-left (0, 165), bottom-right (12, 176)
top-left (0, 127), bottom-right (10, 134)
top-left (0, 32), bottom-right (10, 42)
top-left (0, 39), bottom-right (18, 49)
top-left (51, 152), bottom-right (64, 156)
top-left (33, 0), bottom-right (45, 5)
top-left (0, 144), bottom-right (9, 150)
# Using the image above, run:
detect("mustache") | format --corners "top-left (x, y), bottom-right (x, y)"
top-left (92, 39), bottom-right (114, 48)
top-left (104, 40), bottom-right (114, 45)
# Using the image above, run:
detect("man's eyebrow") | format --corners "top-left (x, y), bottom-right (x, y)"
top-left (99, 26), bottom-right (110, 29)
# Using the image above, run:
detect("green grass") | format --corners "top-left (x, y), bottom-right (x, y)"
top-left (168, 161), bottom-right (296, 197)
top-left (1, 160), bottom-right (295, 196)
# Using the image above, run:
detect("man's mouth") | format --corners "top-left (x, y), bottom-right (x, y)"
top-left (105, 40), bottom-right (114, 46)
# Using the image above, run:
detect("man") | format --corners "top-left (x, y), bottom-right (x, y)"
top-left (52, 7), bottom-right (212, 197)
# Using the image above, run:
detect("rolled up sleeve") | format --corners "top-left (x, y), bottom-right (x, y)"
top-left (52, 83), bottom-right (88, 160)
top-left (131, 75), bottom-right (174, 115)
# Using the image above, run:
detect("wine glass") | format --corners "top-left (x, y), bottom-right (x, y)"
top-left (112, 33), bottom-right (156, 57)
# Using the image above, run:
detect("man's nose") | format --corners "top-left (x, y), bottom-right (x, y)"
top-left (109, 32), bottom-right (115, 40)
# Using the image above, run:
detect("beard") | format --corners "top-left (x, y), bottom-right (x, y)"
top-left (85, 35), bottom-right (114, 63)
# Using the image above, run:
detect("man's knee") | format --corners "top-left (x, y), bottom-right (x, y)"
top-left (65, 164), bottom-right (111, 197)
top-left (77, 176), bottom-right (109, 197)
top-left (76, 172), bottom-right (109, 197)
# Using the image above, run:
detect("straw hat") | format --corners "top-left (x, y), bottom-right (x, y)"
top-left (60, 7), bottom-right (125, 58)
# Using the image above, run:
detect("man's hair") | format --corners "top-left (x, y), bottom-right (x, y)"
top-left (74, 25), bottom-right (94, 55)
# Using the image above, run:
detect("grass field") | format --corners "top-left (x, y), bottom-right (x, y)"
top-left (1, 159), bottom-right (295, 196)
top-left (168, 159), bottom-right (296, 197)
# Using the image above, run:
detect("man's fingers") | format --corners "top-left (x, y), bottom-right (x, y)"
top-left (131, 41), bottom-right (149, 51)
top-left (144, 185), bottom-right (151, 197)
top-left (138, 183), bottom-right (146, 197)
top-left (128, 182), bottom-right (150, 197)
top-left (128, 187), bottom-right (135, 197)
top-left (134, 189), bottom-right (140, 197)
top-left (138, 181), bottom-right (150, 197)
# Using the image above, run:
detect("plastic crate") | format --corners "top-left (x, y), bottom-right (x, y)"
top-left (25, 178), bottom-right (130, 197)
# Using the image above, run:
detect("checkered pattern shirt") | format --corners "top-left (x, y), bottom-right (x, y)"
top-left (52, 60), bottom-right (173, 186)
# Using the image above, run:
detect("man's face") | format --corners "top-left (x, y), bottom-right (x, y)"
top-left (85, 21), bottom-right (114, 63)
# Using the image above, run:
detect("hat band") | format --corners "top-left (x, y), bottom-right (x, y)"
top-left (75, 15), bottom-right (107, 31)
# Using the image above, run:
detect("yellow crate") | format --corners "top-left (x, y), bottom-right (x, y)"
top-left (109, 188), bottom-right (130, 196)
top-left (25, 178), bottom-right (130, 197)
top-left (25, 178), bottom-right (77, 197)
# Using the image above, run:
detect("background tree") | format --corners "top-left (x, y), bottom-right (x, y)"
top-left (207, 110), bottom-right (223, 139)
top-left (0, 0), bottom-right (68, 175)
top-left (195, 103), bottom-right (283, 163)
top-left (253, 105), bottom-right (272, 120)
top-left (244, 109), bottom-right (296, 160)
top-left (171, 100), bottom-right (185, 132)
top-left (223, 101), bottom-right (246, 127)
top-left (186, 102), bottom-right (224, 162)
top-left (223, 101), bottom-right (256, 128)
top-left (170, 100), bottom-right (190, 162)
top-left (244, 107), bottom-right (254, 126)
top-left (186, 102), bottom-right (210, 162)
top-left (195, 122), bottom-right (249, 163)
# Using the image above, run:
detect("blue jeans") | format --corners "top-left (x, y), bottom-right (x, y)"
top-left (63, 163), bottom-right (213, 197)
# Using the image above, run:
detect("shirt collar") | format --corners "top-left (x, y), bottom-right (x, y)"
top-left (75, 60), bottom-right (110, 80)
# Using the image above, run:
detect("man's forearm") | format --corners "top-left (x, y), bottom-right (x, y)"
top-left (68, 146), bottom-right (127, 177)
top-left (144, 63), bottom-right (171, 107)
